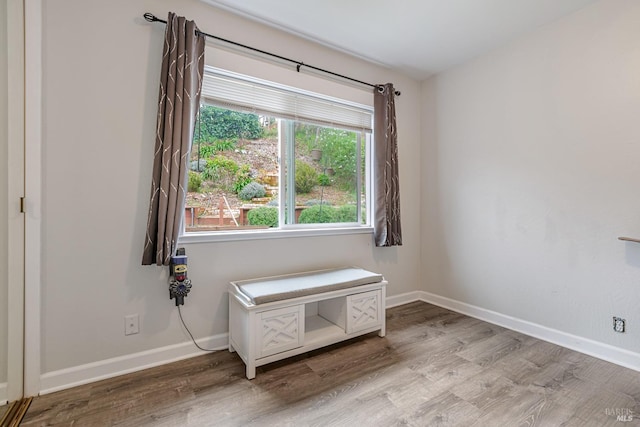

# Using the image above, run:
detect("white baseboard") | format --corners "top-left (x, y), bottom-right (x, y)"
top-left (39, 333), bottom-right (229, 395)
top-left (37, 294), bottom-right (420, 395)
top-left (38, 291), bottom-right (640, 396)
top-left (385, 291), bottom-right (422, 308)
top-left (0, 382), bottom-right (7, 405)
top-left (416, 291), bottom-right (640, 372)
top-left (37, 295), bottom-right (413, 395)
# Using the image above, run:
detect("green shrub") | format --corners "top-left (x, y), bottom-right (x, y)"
top-left (202, 155), bottom-right (239, 192)
top-left (188, 170), bottom-right (202, 192)
top-left (202, 155), bottom-right (238, 179)
top-left (247, 207), bottom-right (279, 227)
top-left (335, 205), bottom-right (357, 222)
top-left (318, 174), bottom-right (331, 187)
top-left (196, 139), bottom-right (236, 162)
top-left (239, 182), bottom-right (266, 201)
top-left (295, 160), bottom-right (318, 194)
top-left (199, 106), bottom-right (263, 140)
top-left (212, 138), bottom-right (237, 152)
top-left (198, 144), bottom-right (216, 159)
top-left (233, 164), bottom-right (252, 194)
top-left (298, 205), bottom-right (337, 224)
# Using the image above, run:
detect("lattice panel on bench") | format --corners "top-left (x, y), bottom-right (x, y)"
top-left (258, 307), bottom-right (304, 357)
top-left (349, 294), bottom-right (379, 330)
top-left (261, 312), bottom-right (300, 353)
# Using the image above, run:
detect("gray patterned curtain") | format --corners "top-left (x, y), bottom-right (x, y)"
top-left (142, 12), bottom-right (205, 265)
top-left (373, 83), bottom-right (402, 247)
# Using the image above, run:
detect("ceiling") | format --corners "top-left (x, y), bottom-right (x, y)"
top-left (203, 0), bottom-right (600, 80)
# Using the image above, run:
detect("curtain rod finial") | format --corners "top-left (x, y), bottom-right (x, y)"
top-left (143, 13), bottom-right (158, 22)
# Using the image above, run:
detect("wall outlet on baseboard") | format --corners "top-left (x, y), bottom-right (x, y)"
top-left (613, 317), bottom-right (625, 333)
top-left (125, 314), bottom-right (140, 335)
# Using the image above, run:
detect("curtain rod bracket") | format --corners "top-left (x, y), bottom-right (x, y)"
top-left (377, 85), bottom-right (401, 97)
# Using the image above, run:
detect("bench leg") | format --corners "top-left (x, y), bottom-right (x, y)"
top-left (246, 362), bottom-right (256, 380)
top-left (228, 341), bottom-right (236, 353)
top-left (378, 323), bottom-right (386, 337)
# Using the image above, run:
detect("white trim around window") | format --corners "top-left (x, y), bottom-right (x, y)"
top-left (180, 225), bottom-right (374, 243)
top-left (180, 67), bottom-right (374, 241)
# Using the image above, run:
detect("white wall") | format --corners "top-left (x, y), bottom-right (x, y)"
top-left (0, 0), bottom-right (9, 392)
top-left (40, 0), bottom-right (421, 379)
top-left (422, 0), bottom-right (640, 354)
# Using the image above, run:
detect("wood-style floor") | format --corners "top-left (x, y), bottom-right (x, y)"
top-left (0, 403), bottom-right (7, 423)
top-left (21, 302), bottom-right (640, 426)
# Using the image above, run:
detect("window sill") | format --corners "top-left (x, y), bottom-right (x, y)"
top-left (179, 225), bottom-right (374, 244)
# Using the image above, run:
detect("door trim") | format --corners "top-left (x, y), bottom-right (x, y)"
top-left (6, 0), bottom-right (25, 402)
top-left (24, 0), bottom-right (42, 397)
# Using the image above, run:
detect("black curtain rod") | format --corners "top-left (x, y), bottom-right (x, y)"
top-left (143, 13), bottom-right (401, 96)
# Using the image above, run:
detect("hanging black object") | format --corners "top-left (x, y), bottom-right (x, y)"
top-left (169, 248), bottom-right (192, 306)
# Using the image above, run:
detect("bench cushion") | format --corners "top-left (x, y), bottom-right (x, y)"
top-left (234, 267), bottom-right (383, 305)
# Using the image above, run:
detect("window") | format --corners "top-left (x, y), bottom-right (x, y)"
top-left (183, 67), bottom-right (372, 238)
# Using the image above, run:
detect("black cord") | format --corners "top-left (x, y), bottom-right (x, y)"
top-left (196, 105), bottom-right (202, 171)
top-left (177, 305), bottom-right (218, 352)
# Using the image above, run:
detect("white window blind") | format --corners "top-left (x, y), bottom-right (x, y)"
top-left (201, 66), bottom-right (373, 132)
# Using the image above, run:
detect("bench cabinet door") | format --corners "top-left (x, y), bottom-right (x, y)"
top-left (256, 305), bottom-right (305, 358)
top-left (346, 290), bottom-right (382, 334)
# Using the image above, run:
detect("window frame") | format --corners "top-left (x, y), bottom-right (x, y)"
top-left (179, 68), bottom-right (375, 243)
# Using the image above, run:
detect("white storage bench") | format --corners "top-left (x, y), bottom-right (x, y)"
top-left (228, 267), bottom-right (387, 379)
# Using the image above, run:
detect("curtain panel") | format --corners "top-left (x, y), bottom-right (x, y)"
top-left (373, 83), bottom-right (402, 247)
top-left (142, 12), bottom-right (205, 266)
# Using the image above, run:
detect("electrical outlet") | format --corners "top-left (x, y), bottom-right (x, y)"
top-left (125, 314), bottom-right (139, 336)
top-left (613, 317), bottom-right (625, 333)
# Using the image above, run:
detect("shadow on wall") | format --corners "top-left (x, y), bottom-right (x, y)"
top-left (622, 241), bottom-right (640, 269)
top-left (371, 244), bottom-right (399, 265)
top-left (124, 20), bottom-right (172, 335)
